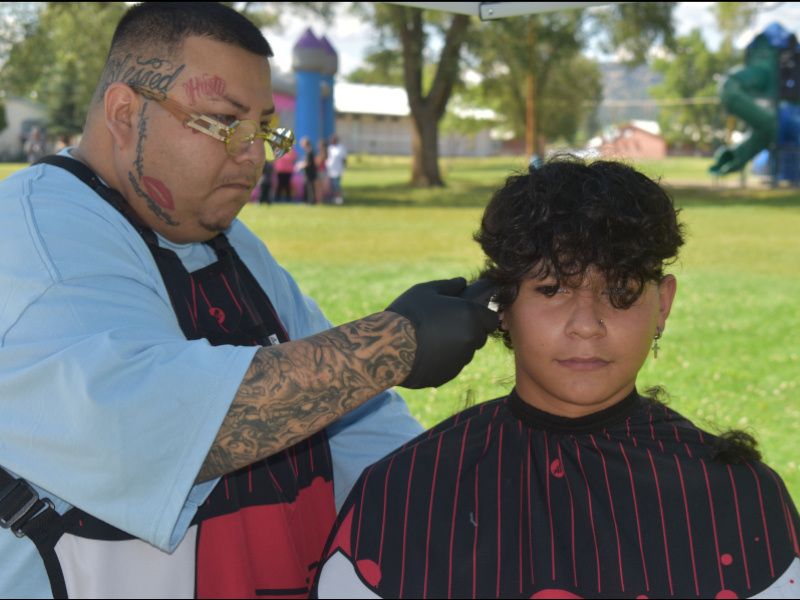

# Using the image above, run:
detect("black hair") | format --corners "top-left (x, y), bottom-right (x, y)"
top-left (93, 3), bottom-right (272, 104)
top-left (476, 156), bottom-right (685, 347)
top-left (111, 2), bottom-right (272, 59)
top-left (644, 387), bottom-right (762, 464)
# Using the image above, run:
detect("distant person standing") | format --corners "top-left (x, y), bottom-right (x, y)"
top-left (326, 134), bottom-right (348, 205)
top-left (258, 159), bottom-right (274, 205)
top-left (274, 151), bottom-right (296, 202)
top-left (296, 136), bottom-right (318, 204)
top-left (316, 138), bottom-right (329, 203)
top-left (23, 128), bottom-right (46, 164)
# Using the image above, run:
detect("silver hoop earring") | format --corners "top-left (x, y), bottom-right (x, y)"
top-left (652, 326), bottom-right (663, 358)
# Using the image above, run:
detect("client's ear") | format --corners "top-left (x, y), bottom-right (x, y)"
top-left (498, 311), bottom-right (508, 331)
top-left (657, 275), bottom-right (678, 331)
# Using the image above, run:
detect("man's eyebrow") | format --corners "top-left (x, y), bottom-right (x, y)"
top-left (222, 96), bottom-right (275, 117)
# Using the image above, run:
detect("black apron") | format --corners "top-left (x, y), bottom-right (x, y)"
top-left (1, 156), bottom-right (337, 598)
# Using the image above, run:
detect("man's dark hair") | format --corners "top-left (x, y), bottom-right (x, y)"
top-left (476, 156), bottom-right (685, 324)
top-left (111, 2), bottom-right (272, 59)
top-left (93, 3), bottom-right (272, 104)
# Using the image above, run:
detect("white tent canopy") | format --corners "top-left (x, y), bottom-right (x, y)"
top-left (388, 2), bottom-right (607, 20)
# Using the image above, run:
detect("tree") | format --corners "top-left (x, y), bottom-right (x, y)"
top-left (352, 3), bottom-right (675, 186)
top-left (350, 4), bottom-right (470, 186)
top-left (467, 3), bottom-right (675, 156)
top-left (649, 2), bottom-right (767, 151)
top-left (649, 29), bottom-right (730, 149)
top-left (711, 2), bottom-right (762, 58)
top-left (0, 100), bottom-right (6, 134)
top-left (0, 2), bottom-right (128, 135)
top-left (465, 10), bottom-right (602, 155)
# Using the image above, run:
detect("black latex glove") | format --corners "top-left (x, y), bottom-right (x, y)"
top-left (386, 277), bottom-right (499, 389)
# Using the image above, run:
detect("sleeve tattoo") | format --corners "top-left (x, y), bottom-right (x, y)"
top-left (196, 312), bottom-right (416, 482)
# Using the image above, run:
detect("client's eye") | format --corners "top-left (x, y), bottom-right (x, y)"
top-left (536, 285), bottom-right (567, 297)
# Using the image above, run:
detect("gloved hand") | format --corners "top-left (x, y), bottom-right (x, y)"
top-left (386, 277), bottom-right (500, 389)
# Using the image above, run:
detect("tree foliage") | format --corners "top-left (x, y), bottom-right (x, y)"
top-left (349, 3), bottom-right (675, 184)
top-left (0, 2), bottom-right (332, 136)
top-left (591, 2), bottom-right (677, 65)
top-left (649, 2), bottom-right (765, 150)
top-left (711, 2), bottom-right (762, 56)
top-left (0, 2), bottom-right (128, 135)
top-left (650, 30), bottom-right (731, 149)
top-left (465, 10), bottom-right (603, 151)
top-left (351, 3), bottom-right (471, 186)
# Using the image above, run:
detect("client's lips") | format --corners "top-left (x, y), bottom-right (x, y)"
top-left (557, 357), bottom-right (610, 371)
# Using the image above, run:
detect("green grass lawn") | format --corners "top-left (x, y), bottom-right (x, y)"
top-left (238, 156), bottom-right (800, 502)
top-left (3, 156), bottom-right (799, 501)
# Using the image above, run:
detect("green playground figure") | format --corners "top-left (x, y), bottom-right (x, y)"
top-left (710, 22), bottom-right (800, 183)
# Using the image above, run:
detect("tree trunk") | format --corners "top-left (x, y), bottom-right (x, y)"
top-left (410, 104), bottom-right (443, 186)
top-left (390, 5), bottom-right (470, 187)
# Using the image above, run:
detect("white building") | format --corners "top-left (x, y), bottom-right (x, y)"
top-left (0, 95), bottom-right (47, 162)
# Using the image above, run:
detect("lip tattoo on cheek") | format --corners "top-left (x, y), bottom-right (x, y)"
top-left (142, 176), bottom-right (175, 210)
top-left (182, 74), bottom-right (227, 107)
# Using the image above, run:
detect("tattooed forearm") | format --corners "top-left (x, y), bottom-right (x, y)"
top-left (196, 311), bottom-right (416, 482)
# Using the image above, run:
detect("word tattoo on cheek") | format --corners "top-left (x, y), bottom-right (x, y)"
top-left (183, 74), bottom-right (227, 107)
top-left (134, 103), bottom-right (148, 179)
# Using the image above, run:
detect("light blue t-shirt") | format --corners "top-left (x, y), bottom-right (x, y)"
top-left (0, 158), bottom-right (422, 597)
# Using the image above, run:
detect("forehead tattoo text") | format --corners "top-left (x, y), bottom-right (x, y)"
top-left (98, 54), bottom-right (185, 102)
top-left (183, 74), bottom-right (227, 107)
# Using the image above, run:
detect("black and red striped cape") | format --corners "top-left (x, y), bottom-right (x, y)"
top-left (313, 388), bottom-right (800, 599)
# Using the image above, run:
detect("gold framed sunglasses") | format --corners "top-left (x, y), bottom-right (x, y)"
top-left (130, 85), bottom-right (294, 160)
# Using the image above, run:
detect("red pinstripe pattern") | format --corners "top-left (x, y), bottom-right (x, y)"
top-left (518, 454), bottom-right (524, 595)
top-left (619, 442), bottom-right (649, 590)
top-left (728, 464), bottom-right (752, 589)
top-left (399, 444), bottom-right (420, 598)
top-left (544, 431), bottom-right (555, 581)
top-left (674, 455), bottom-right (699, 595)
top-left (377, 455), bottom-right (397, 566)
top-left (575, 442), bottom-right (601, 593)
top-left (448, 421), bottom-right (471, 597)
top-left (314, 392), bottom-right (800, 599)
top-left (702, 459), bottom-right (725, 589)
top-left (647, 448), bottom-right (674, 595)
top-left (591, 434), bottom-right (625, 591)
top-left (557, 443), bottom-right (578, 588)
top-left (423, 434), bottom-right (444, 597)
top-left (768, 467), bottom-right (800, 555)
top-left (355, 462), bottom-right (376, 560)
top-left (526, 429), bottom-right (534, 587)
top-left (747, 462), bottom-right (775, 577)
top-left (496, 424), bottom-right (504, 597)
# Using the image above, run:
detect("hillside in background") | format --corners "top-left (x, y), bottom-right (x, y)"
top-left (596, 63), bottom-right (664, 126)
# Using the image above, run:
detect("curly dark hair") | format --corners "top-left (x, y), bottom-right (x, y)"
top-left (476, 156), bottom-right (685, 342)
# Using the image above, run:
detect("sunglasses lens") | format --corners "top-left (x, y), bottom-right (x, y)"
top-left (228, 120), bottom-right (259, 156)
top-left (227, 121), bottom-right (294, 160)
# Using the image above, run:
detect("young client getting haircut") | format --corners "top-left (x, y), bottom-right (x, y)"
top-left (312, 157), bottom-right (800, 599)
